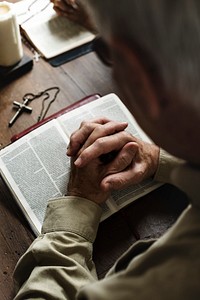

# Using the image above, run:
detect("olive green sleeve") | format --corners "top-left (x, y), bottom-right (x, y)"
top-left (13, 197), bottom-right (102, 300)
top-left (154, 149), bottom-right (184, 183)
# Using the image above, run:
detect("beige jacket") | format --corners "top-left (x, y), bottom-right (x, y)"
top-left (13, 150), bottom-right (200, 299)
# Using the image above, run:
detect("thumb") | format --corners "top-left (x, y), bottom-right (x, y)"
top-left (105, 142), bottom-right (138, 174)
top-left (101, 142), bottom-right (139, 191)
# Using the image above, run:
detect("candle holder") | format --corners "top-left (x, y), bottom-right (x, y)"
top-left (0, 55), bottom-right (33, 87)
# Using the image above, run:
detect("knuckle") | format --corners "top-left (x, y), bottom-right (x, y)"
top-left (115, 177), bottom-right (126, 189)
top-left (121, 131), bottom-right (133, 141)
top-left (80, 120), bottom-right (87, 128)
top-left (95, 137), bottom-right (107, 149)
top-left (81, 120), bottom-right (90, 129)
top-left (80, 120), bottom-right (94, 131)
top-left (136, 168), bottom-right (146, 180)
top-left (120, 153), bottom-right (130, 167)
top-left (94, 124), bottom-right (103, 134)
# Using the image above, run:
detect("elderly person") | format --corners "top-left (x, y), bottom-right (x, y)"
top-left (14, 1), bottom-right (200, 299)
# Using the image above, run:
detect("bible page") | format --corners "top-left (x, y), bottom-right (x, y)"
top-left (0, 118), bottom-right (114, 234)
top-left (0, 120), bottom-right (70, 235)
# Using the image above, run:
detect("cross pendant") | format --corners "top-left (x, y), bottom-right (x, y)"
top-left (9, 98), bottom-right (32, 127)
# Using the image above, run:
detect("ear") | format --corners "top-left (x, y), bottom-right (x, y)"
top-left (110, 37), bottom-right (163, 120)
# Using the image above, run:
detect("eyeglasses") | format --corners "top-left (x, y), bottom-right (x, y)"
top-left (16, 0), bottom-right (51, 25)
top-left (93, 36), bottom-right (113, 67)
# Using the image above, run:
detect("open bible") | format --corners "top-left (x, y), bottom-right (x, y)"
top-left (0, 94), bottom-right (162, 235)
top-left (14, 0), bottom-right (95, 60)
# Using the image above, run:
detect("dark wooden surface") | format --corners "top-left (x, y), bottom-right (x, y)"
top-left (0, 12), bottom-right (189, 300)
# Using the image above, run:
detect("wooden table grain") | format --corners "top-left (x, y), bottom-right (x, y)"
top-left (0, 19), bottom-right (188, 300)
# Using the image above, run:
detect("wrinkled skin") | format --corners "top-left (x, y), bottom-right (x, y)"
top-left (67, 118), bottom-right (160, 204)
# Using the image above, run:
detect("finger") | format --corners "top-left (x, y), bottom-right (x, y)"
top-left (53, 3), bottom-right (74, 15)
top-left (106, 142), bottom-right (138, 174)
top-left (101, 161), bottom-right (145, 192)
top-left (80, 120), bottom-right (128, 152)
top-left (74, 131), bottom-right (135, 167)
top-left (101, 167), bottom-right (136, 192)
top-left (102, 156), bottom-right (151, 192)
top-left (67, 117), bottom-right (111, 156)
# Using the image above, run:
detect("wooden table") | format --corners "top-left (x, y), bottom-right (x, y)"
top-left (0, 25), bottom-right (188, 300)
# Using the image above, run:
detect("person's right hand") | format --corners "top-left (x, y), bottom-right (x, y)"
top-left (67, 118), bottom-right (160, 192)
top-left (51, 0), bottom-right (96, 32)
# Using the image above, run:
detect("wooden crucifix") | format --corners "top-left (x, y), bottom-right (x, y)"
top-left (9, 98), bottom-right (32, 127)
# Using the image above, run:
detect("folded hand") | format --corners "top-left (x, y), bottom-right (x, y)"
top-left (67, 118), bottom-right (160, 194)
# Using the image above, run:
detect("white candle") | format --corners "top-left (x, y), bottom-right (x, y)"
top-left (0, 1), bottom-right (23, 67)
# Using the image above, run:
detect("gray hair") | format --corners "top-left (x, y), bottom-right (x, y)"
top-left (84, 0), bottom-right (200, 109)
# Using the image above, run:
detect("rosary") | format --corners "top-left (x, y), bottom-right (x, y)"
top-left (9, 87), bottom-right (60, 127)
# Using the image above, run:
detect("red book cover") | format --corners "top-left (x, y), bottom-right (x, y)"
top-left (11, 94), bottom-right (100, 143)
